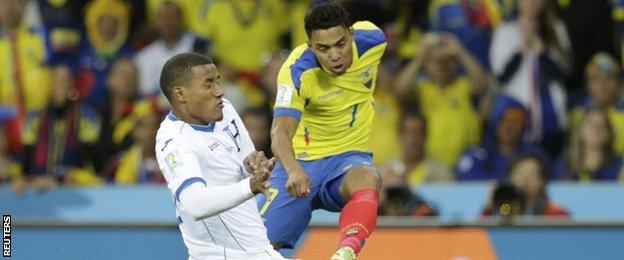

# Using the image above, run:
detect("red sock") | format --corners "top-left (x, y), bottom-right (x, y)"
top-left (338, 188), bottom-right (379, 254)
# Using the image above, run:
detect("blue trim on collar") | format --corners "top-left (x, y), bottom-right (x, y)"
top-left (167, 112), bottom-right (179, 121)
top-left (189, 123), bottom-right (215, 132)
top-left (167, 111), bottom-right (215, 132)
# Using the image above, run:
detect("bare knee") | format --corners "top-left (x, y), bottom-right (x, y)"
top-left (340, 166), bottom-right (380, 199)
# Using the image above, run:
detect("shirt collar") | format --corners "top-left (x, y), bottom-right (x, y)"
top-left (167, 111), bottom-right (215, 132)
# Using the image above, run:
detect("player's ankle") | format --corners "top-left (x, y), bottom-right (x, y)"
top-left (339, 236), bottom-right (363, 254)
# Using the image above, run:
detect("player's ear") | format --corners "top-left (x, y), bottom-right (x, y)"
top-left (173, 85), bottom-right (185, 103)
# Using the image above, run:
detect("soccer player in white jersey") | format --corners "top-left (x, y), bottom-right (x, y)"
top-left (155, 52), bottom-right (286, 260)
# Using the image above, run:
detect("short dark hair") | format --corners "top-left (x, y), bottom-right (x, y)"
top-left (506, 152), bottom-right (550, 182)
top-left (159, 52), bottom-right (213, 102)
top-left (304, 1), bottom-right (351, 38)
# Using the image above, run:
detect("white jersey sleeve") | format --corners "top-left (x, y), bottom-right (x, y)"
top-left (157, 138), bottom-right (206, 202)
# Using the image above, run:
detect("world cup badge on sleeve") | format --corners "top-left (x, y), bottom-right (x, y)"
top-left (276, 84), bottom-right (294, 106)
top-left (166, 151), bottom-right (184, 170)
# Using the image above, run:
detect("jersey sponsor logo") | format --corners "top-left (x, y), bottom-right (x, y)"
top-left (276, 84), bottom-right (294, 106)
top-left (208, 142), bottom-right (220, 151)
top-left (166, 151), bottom-right (184, 170)
top-left (317, 89), bottom-right (344, 101)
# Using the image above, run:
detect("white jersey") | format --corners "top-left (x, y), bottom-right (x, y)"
top-left (155, 99), bottom-right (282, 259)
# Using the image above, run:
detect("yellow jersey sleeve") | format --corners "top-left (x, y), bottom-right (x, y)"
top-left (273, 45), bottom-right (316, 120)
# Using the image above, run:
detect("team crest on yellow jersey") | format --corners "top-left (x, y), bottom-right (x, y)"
top-left (359, 66), bottom-right (374, 88)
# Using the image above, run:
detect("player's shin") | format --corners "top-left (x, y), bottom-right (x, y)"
top-left (337, 188), bottom-right (380, 254)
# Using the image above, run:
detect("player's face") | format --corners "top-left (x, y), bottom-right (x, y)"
top-left (308, 25), bottom-right (354, 75)
top-left (184, 64), bottom-right (225, 124)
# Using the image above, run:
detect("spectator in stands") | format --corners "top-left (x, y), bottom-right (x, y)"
top-left (259, 51), bottom-right (288, 106)
top-left (0, 0), bottom-right (51, 154)
top-left (194, 0), bottom-right (289, 84)
top-left (134, 1), bottom-right (206, 97)
top-left (37, 0), bottom-right (86, 66)
top-left (553, 108), bottom-right (624, 181)
top-left (369, 60), bottom-right (402, 166)
top-left (456, 95), bottom-right (546, 181)
top-left (241, 107), bottom-right (273, 159)
top-left (385, 0), bottom-right (431, 61)
top-left (215, 59), bottom-right (260, 112)
top-left (94, 58), bottom-right (140, 173)
top-left (429, 0), bottom-right (503, 70)
top-left (77, 0), bottom-right (133, 108)
top-left (381, 111), bottom-right (453, 185)
top-left (483, 152), bottom-right (569, 217)
top-left (0, 107), bottom-right (20, 187)
top-left (490, 0), bottom-right (571, 158)
top-left (20, 65), bottom-right (102, 190)
top-left (556, 0), bottom-right (616, 105)
top-left (101, 100), bottom-right (164, 185)
top-left (378, 184), bottom-right (437, 217)
top-left (570, 53), bottom-right (624, 155)
top-left (395, 32), bottom-right (489, 167)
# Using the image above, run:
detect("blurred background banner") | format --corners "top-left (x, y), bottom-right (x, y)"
top-left (3, 184), bottom-right (624, 259)
top-left (9, 220), bottom-right (624, 259)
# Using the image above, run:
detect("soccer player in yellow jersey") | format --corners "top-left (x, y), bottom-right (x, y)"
top-left (256, 2), bottom-right (386, 259)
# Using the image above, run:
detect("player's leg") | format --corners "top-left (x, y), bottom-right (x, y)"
top-left (318, 152), bottom-right (381, 258)
top-left (335, 165), bottom-right (380, 256)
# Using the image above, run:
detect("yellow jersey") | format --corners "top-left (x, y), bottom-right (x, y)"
top-left (274, 21), bottom-right (386, 161)
top-left (417, 77), bottom-right (481, 166)
top-left (0, 27), bottom-right (51, 112)
top-left (197, 0), bottom-right (289, 72)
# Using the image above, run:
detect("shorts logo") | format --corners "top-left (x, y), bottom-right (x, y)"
top-left (276, 84), bottom-right (293, 106)
top-left (166, 151), bottom-right (184, 170)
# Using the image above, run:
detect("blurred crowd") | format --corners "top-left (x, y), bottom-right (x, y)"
top-left (1, 0), bottom-right (624, 218)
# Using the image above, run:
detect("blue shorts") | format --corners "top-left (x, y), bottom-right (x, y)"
top-left (256, 151), bottom-right (374, 248)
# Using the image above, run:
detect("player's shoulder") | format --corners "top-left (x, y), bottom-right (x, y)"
top-left (352, 21), bottom-right (387, 57)
top-left (281, 45), bottom-right (321, 91)
top-left (155, 115), bottom-right (193, 151)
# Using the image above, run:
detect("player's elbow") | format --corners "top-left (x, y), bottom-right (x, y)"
top-left (179, 190), bottom-right (219, 221)
top-left (181, 200), bottom-right (218, 221)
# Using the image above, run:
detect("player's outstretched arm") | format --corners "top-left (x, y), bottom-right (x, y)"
top-left (270, 116), bottom-right (311, 197)
top-left (178, 164), bottom-right (274, 221)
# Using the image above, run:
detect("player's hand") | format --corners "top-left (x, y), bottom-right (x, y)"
top-left (285, 169), bottom-right (311, 197)
top-left (250, 158), bottom-right (275, 197)
top-left (244, 151), bottom-right (267, 174)
top-left (440, 33), bottom-right (464, 57)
